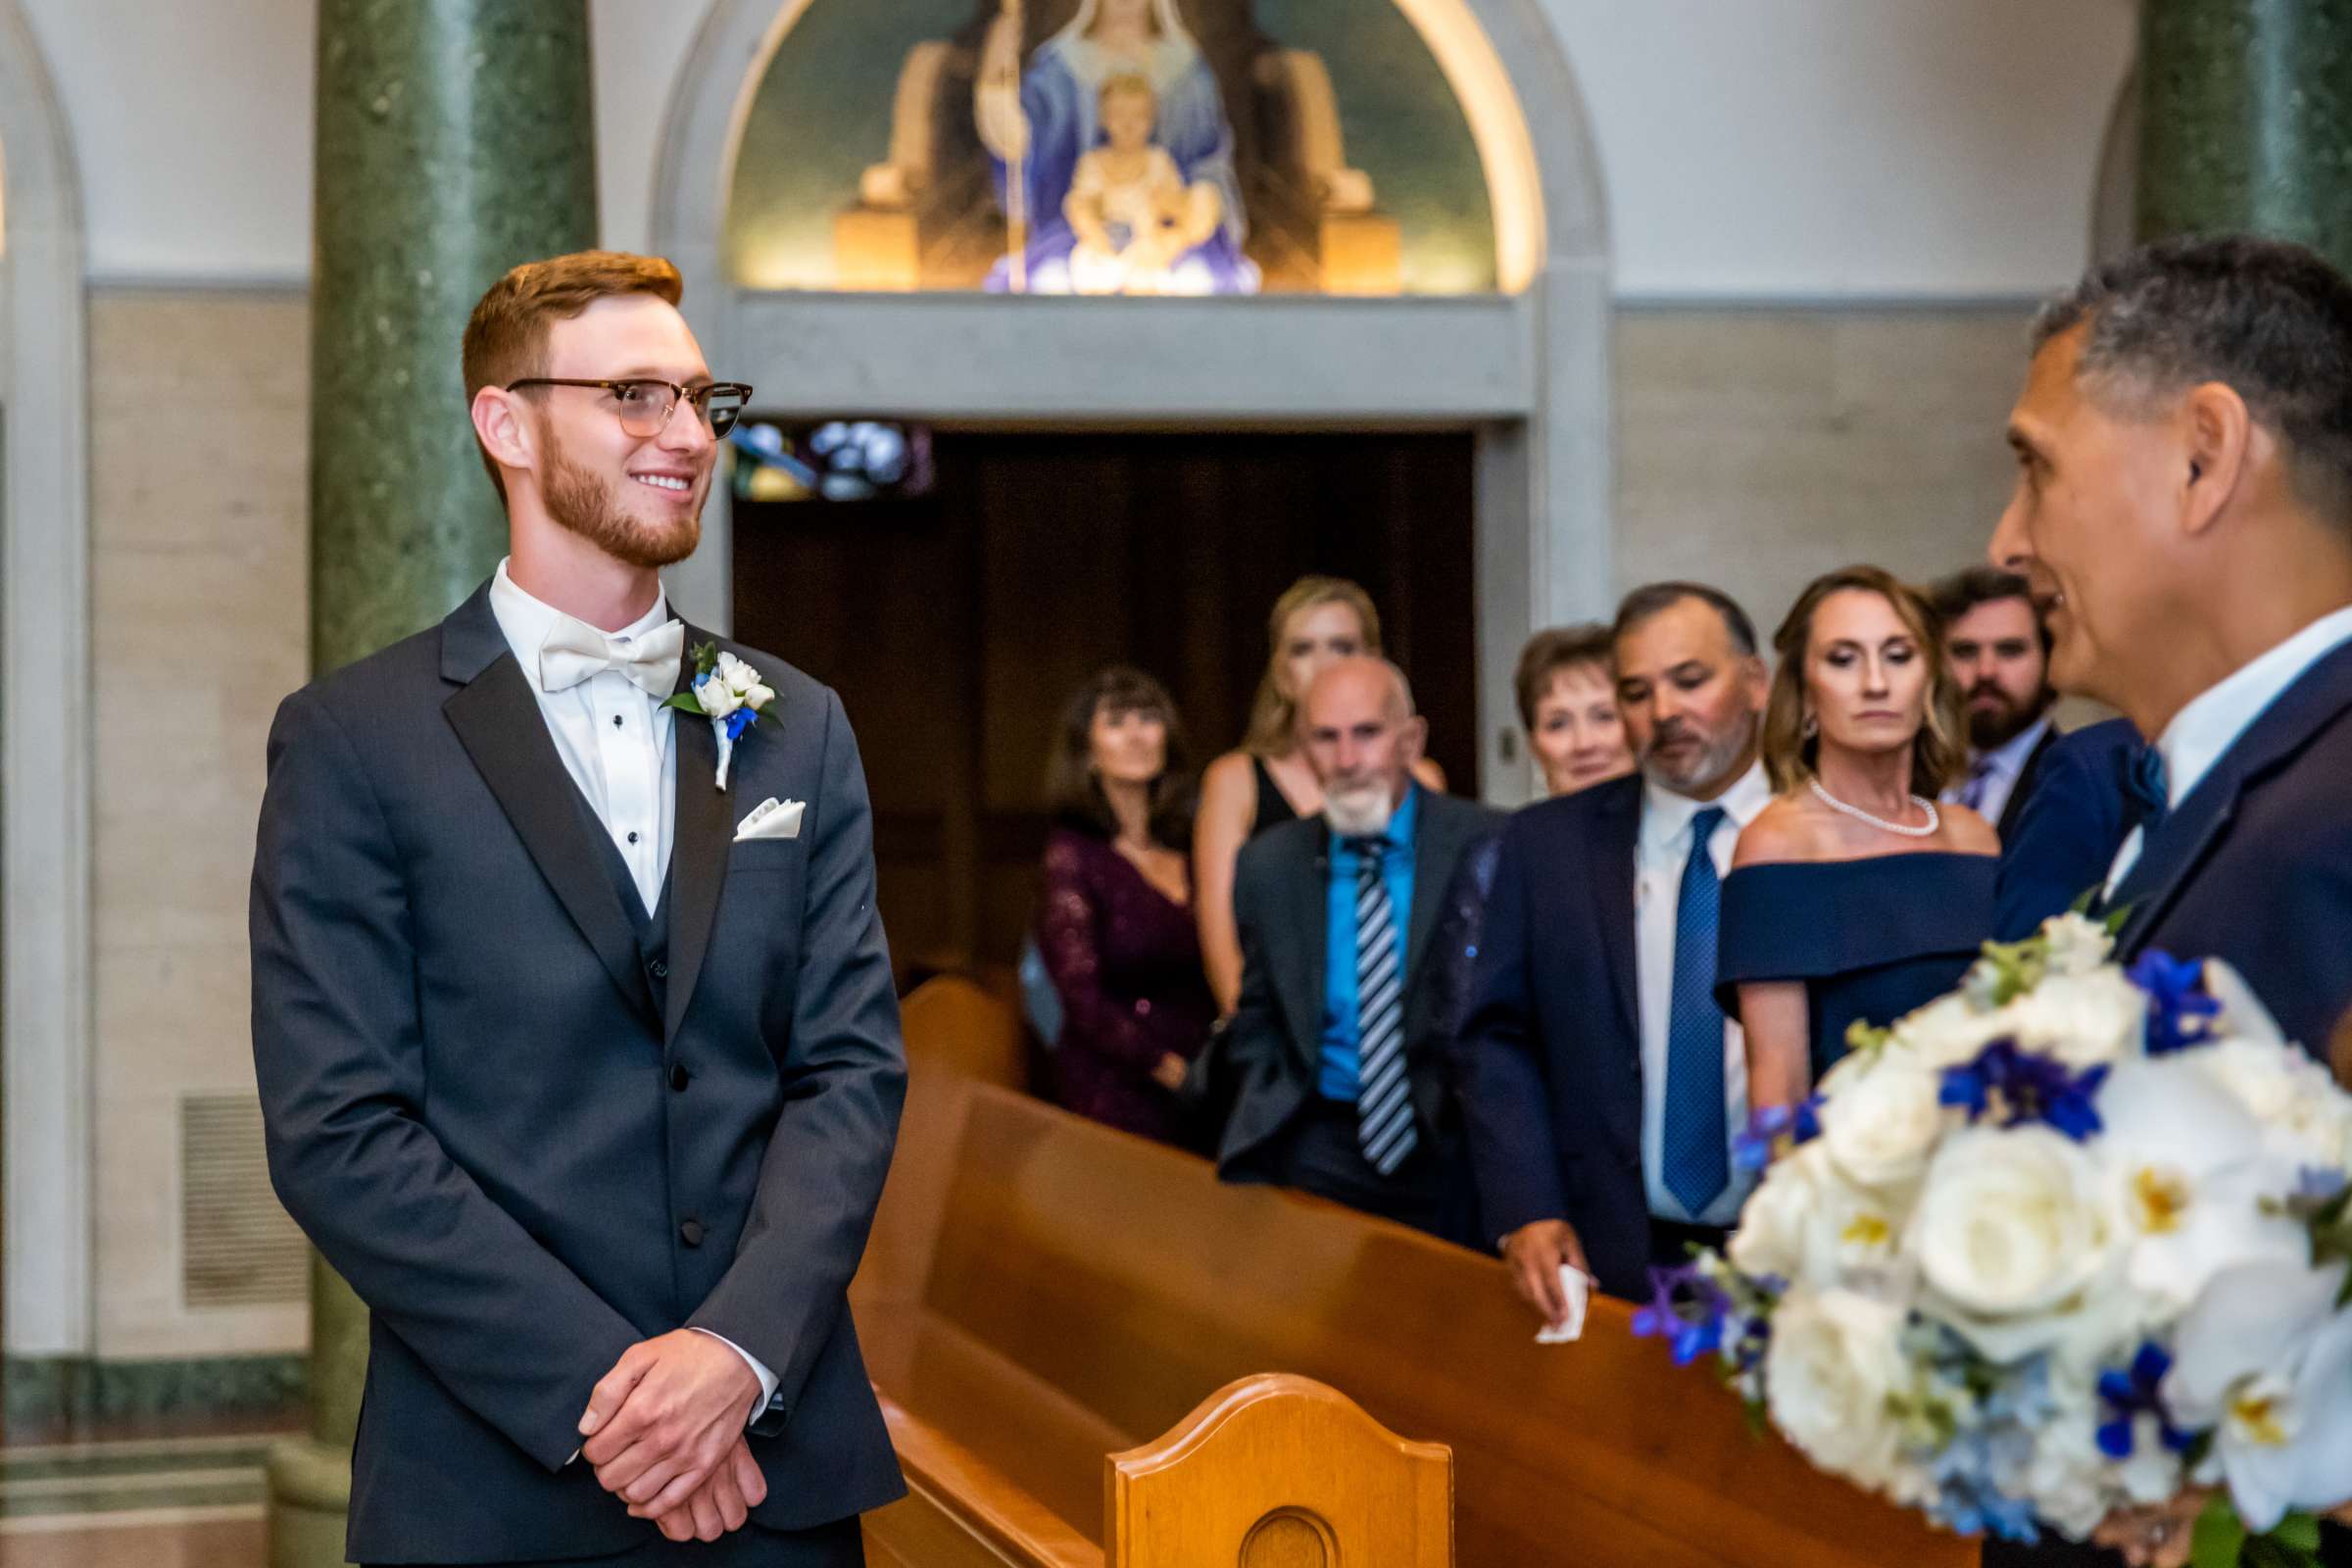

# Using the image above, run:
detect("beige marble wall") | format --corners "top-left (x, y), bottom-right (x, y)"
top-left (1613, 305), bottom-right (2034, 637)
top-left (90, 289), bottom-right (310, 1358)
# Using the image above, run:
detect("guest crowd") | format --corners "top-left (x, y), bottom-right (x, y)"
top-left (1021, 236), bottom-right (2352, 1452)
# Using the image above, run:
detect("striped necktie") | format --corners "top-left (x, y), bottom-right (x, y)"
top-left (1348, 835), bottom-right (1417, 1176)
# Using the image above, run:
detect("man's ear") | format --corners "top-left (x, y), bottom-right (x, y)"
top-left (470, 386), bottom-right (536, 480)
top-left (2180, 380), bottom-right (2253, 539)
top-left (1402, 713), bottom-right (1430, 762)
top-left (1740, 653), bottom-right (1772, 711)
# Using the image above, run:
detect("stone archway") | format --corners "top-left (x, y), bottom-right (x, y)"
top-left (650, 0), bottom-right (1611, 804)
top-left (0, 0), bottom-right (94, 1369)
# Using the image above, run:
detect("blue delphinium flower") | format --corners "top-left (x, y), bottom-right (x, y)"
top-left (1630, 1262), bottom-right (1729, 1366)
top-left (1939, 1039), bottom-right (2108, 1140)
top-left (723, 707), bottom-right (757, 742)
top-left (2095, 1342), bottom-right (2190, 1460)
top-left (2127, 951), bottom-right (2221, 1055)
top-left (1732, 1099), bottom-right (1823, 1174)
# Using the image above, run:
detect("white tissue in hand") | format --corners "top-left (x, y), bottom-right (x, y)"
top-left (1535, 1265), bottom-right (1591, 1344)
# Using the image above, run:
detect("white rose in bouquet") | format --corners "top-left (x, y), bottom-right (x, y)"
top-left (2004, 968), bottom-right (2148, 1071)
top-left (1817, 1051), bottom-right (1946, 1191)
top-left (2187, 1036), bottom-right (2352, 1167)
top-left (1764, 1288), bottom-right (1921, 1494)
top-left (1889, 990), bottom-right (2022, 1071)
top-left (1909, 1126), bottom-right (2127, 1367)
top-left (1730, 1140), bottom-right (1909, 1291)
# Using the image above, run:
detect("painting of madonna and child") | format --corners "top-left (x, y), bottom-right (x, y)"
top-left (725, 0), bottom-right (1497, 296)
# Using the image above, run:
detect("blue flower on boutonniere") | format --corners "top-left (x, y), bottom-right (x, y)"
top-left (662, 642), bottom-right (774, 792)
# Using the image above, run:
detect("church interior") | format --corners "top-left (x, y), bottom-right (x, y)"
top-left (1, 0), bottom-right (2342, 1563)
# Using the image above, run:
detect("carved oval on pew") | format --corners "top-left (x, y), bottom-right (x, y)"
top-left (1105, 1372), bottom-right (1451, 1568)
top-left (1240, 1507), bottom-right (1337, 1568)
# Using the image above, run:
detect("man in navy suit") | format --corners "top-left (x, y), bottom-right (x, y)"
top-left (1990, 234), bottom-right (2352, 1060)
top-left (1456, 583), bottom-right (1772, 1320)
top-left (1989, 716), bottom-right (2139, 940)
top-left (1985, 229), bottom-right (2352, 1568)
top-left (251, 254), bottom-right (905, 1565)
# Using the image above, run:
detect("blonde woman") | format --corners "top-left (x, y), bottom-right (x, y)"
top-left (1194, 577), bottom-right (1445, 1014)
top-left (1719, 565), bottom-right (1998, 1110)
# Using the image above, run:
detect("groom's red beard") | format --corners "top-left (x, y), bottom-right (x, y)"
top-left (540, 438), bottom-right (701, 570)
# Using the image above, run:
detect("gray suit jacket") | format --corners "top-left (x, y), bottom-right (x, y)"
top-left (1214, 788), bottom-right (1500, 1180)
top-left (249, 582), bottom-right (906, 1563)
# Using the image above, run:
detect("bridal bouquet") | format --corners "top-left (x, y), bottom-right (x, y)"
top-left (1637, 912), bottom-right (2352, 1564)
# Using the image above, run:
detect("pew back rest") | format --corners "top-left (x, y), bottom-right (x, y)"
top-left (859, 1062), bottom-right (1977, 1568)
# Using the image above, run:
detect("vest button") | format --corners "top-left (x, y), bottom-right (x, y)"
top-left (669, 1063), bottom-right (690, 1092)
top-left (679, 1219), bottom-right (705, 1248)
top-left (649, 958), bottom-right (669, 980)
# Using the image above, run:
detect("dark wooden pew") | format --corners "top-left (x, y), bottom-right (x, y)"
top-left (853, 980), bottom-right (1977, 1568)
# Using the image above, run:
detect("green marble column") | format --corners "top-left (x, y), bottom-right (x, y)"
top-left (2137, 0), bottom-right (2352, 272)
top-left (276, 4), bottom-right (596, 1563)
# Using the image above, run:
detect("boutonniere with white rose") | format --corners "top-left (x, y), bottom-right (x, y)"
top-left (662, 642), bottom-right (774, 791)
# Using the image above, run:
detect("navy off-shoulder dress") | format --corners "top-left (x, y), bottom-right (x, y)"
top-left (1715, 854), bottom-right (1997, 1081)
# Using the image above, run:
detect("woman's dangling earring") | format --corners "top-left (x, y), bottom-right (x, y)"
top-left (1802, 712), bottom-right (1818, 739)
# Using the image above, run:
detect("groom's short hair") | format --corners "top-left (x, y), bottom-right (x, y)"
top-left (2034, 235), bottom-right (2352, 533)
top-left (462, 251), bottom-right (686, 503)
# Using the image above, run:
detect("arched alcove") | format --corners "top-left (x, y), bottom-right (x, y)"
top-left (651, 0), bottom-right (1610, 807)
top-left (0, 0), bottom-right (94, 1364)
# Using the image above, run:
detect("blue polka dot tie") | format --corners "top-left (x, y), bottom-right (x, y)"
top-left (1661, 808), bottom-right (1729, 1217)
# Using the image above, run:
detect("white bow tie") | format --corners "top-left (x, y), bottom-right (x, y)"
top-left (537, 615), bottom-right (685, 699)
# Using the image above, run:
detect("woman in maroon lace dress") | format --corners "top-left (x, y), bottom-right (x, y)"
top-left (1034, 666), bottom-right (1216, 1146)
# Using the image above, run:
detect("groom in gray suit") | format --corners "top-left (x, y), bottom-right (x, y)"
top-left (250, 253), bottom-right (905, 1565)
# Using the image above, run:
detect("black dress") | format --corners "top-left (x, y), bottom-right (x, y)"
top-left (1715, 854), bottom-right (1997, 1081)
top-left (1248, 755), bottom-right (1300, 838)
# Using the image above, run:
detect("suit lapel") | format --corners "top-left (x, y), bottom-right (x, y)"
top-left (441, 594), bottom-right (659, 1026)
top-left (662, 629), bottom-right (739, 1044)
top-left (2117, 637), bottom-right (2352, 953)
top-left (1275, 826), bottom-right (1329, 1072)
top-left (1403, 794), bottom-right (1458, 984)
top-left (1596, 782), bottom-right (1642, 1052)
top-left (1997, 724), bottom-right (2058, 841)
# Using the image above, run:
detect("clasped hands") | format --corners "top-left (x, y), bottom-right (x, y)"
top-left (578, 1330), bottom-right (768, 1544)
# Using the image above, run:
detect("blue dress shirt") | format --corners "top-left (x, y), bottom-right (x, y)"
top-left (1318, 785), bottom-right (1420, 1100)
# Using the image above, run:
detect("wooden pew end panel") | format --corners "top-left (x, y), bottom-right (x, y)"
top-left (1106, 1374), bottom-right (1452, 1568)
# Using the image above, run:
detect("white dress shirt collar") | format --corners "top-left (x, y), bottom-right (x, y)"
top-left (1641, 759), bottom-right (1773, 855)
top-left (2155, 604), bottom-right (2352, 808)
top-left (487, 558), bottom-right (672, 695)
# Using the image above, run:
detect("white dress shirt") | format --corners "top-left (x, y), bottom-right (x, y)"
top-left (1636, 760), bottom-right (1773, 1227)
top-left (2105, 603), bottom-right (2352, 894)
top-left (1944, 713), bottom-right (2052, 830)
top-left (485, 560), bottom-right (779, 1422)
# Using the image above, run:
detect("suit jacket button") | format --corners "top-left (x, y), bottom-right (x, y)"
top-left (679, 1219), bottom-right (705, 1248)
top-left (649, 958), bottom-right (670, 980)
top-left (669, 1063), bottom-right (690, 1092)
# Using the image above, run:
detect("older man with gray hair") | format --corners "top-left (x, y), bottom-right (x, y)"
top-left (1211, 656), bottom-right (1497, 1241)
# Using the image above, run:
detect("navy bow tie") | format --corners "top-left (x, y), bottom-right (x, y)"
top-left (2120, 744), bottom-right (2169, 836)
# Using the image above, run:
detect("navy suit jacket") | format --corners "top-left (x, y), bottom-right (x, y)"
top-left (1993, 718), bottom-right (2139, 940)
top-left (1454, 775), bottom-right (1657, 1300)
top-left (2110, 637), bottom-right (2352, 1057)
top-left (250, 583), bottom-right (907, 1562)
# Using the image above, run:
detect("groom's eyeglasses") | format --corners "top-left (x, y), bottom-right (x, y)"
top-left (505, 378), bottom-right (755, 439)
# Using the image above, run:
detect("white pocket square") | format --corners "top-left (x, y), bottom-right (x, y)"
top-left (733, 798), bottom-right (804, 843)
